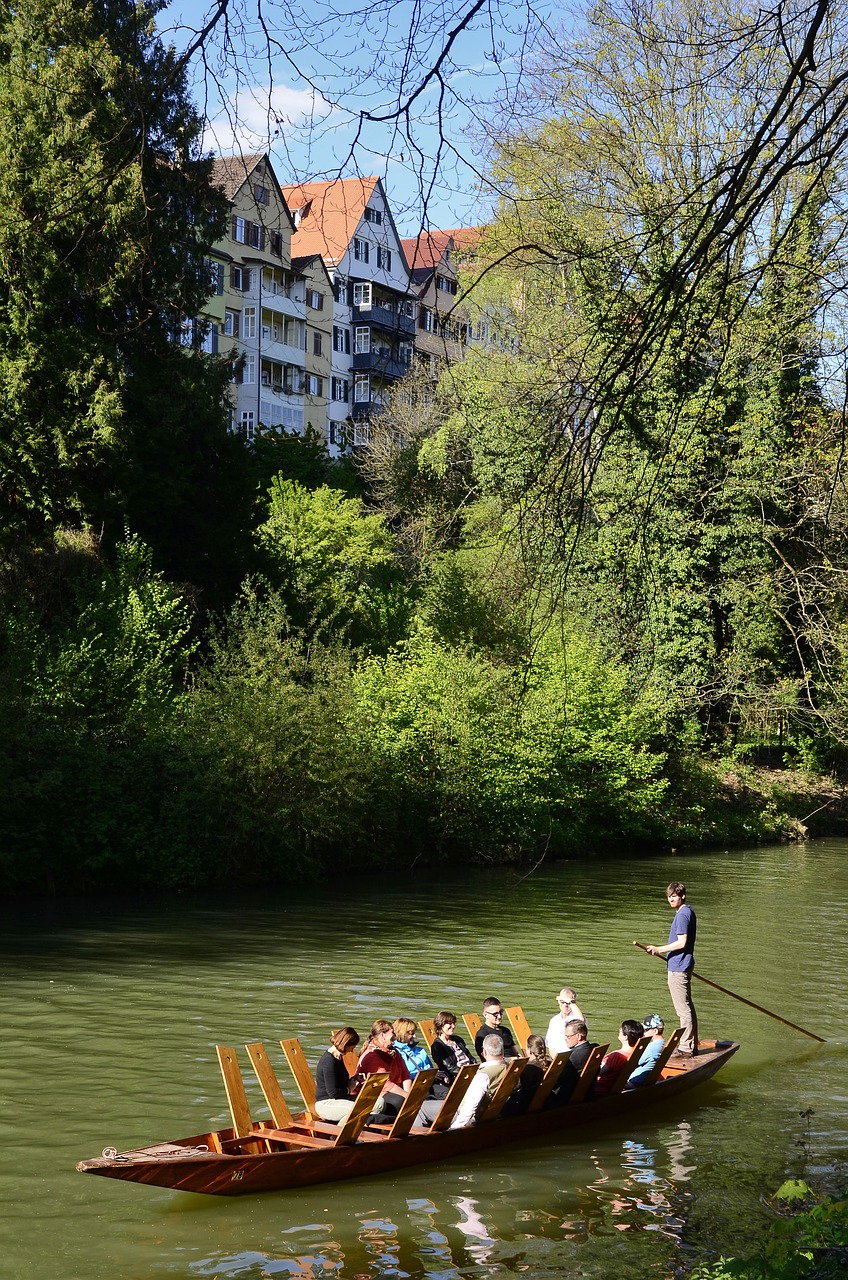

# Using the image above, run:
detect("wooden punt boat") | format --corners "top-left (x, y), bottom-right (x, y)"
top-left (76, 1013), bottom-right (738, 1198)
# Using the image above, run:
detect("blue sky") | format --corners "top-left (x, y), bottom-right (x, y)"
top-left (162, 1), bottom-right (559, 234)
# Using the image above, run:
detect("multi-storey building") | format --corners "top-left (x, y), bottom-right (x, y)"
top-left (401, 228), bottom-right (486, 372)
top-left (209, 154), bottom-right (328, 442)
top-left (281, 177), bottom-right (416, 450)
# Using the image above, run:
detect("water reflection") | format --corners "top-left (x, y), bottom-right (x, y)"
top-left (181, 1125), bottom-right (720, 1280)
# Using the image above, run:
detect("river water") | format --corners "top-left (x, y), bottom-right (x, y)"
top-left (1, 840), bottom-right (846, 1280)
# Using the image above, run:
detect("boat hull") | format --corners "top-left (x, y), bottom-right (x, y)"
top-left (76, 1041), bottom-right (738, 1196)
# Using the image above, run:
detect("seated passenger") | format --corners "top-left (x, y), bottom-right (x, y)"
top-left (626, 1014), bottom-right (665, 1088)
top-left (474, 998), bottom-right (519, 1059)
top-left (450, 1034), bottom-right (510, 1129)
top-left (358, 1018), bottom-right (411, 1121)
top-left (314, 1026), bottom-right (360, 1123)
top-left (593, 1020), bottom-right (644, 1097)
top-left (393, 1018), bottom-right (433, 1078)
top-left (503, 1033), bottom-right (549, 1116)
top-left (431, 1010), bottom-right (476, 1096)
top-left (548, 1019), bottom-right (599, 1106)
top-left (546, 987), bottom-right (588, 1055)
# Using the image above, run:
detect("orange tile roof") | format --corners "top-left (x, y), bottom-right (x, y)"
top-left (400, 231), bottom-right (454, 271)
top-left (280, 177), bottom-right (380, 266)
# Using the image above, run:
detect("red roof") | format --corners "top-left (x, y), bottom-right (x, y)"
top-left (280, 177), bottom-right (380, 265)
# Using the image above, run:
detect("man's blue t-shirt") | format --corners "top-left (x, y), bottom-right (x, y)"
top-left (667, 904), bottom-right (696, 972)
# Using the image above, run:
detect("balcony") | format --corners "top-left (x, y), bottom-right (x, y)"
top-left (351, 350), bottom-right (412, 380)
top-left (261, 335), bottom-right (307, 366)
top-left (350, 399), bottom-right (386, 420)
top-left (351, 300), bottom-right (415, 337)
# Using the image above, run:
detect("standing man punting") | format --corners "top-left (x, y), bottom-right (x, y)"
top-left (646, 881), bottom-right (699, 1057)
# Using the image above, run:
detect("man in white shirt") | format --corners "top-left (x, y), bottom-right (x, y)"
top-left (450, 1035), bottom-right (509, 1129)
top-left (546, 987), bottom-right (587, 1055)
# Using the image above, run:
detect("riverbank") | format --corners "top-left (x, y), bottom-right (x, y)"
top-left (690, 762), bottom-right (848, 847)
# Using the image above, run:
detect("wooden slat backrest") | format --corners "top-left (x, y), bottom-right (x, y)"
top-left (418, 1018), bottom-right (437, 1050)
top-left (479, 1057), bottom-right (527, 1123)
top-left (643, 1027), bottom-right (683, 1084)
top-left (333, 1074), bottom-right (387, 1146)
top-left (526, 1051), bottom-right (570, 1113)
top-left (606, 1035), bottom-right (651, 1096)
top-left (505, 1006), bottom-right (533, 1053)
top-left (569, 1043), bottom-right (608, 1104)
top-left (427, 1064), bottom-right (479, 1133)
top-left (245, 1041), bottom-right (294, 1130)
top-left (216, 1045), bottom-right (253, 1138)
top-left (342, 1048), bottom-right (360, 1078)
top-left (462, 1012), bottom-right (482, 1044)
top-left (280, 1037), bottom-right (317, 1116)
top-left (387, 1068), bottom-right (438, 1139)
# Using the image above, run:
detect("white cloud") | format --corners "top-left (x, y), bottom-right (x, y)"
top-left (202, 82), bottom-right (332, 154)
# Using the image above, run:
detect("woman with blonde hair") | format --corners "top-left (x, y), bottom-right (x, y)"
top-left (314, 1026), bottom-right (360, 1123)
top-left (392, 1017), bottom-right (433, 1078)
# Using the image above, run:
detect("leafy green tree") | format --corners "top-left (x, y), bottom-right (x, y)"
top-left (3, 529), bottom-right (194, 738)
top-left (255, 479), bottom-right (412, 650)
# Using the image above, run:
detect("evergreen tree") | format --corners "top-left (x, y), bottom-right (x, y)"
top-left (0, 0), bottom-right (252, 597)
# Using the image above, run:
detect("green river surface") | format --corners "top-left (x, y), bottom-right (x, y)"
top-left (1, 840), bottom-right (846, 1280)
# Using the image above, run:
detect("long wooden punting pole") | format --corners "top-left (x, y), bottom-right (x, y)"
top-left (632, 940), bottom-right (825, 1043)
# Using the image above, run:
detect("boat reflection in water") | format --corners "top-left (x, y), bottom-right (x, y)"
top-left (188, 1122), bottom-right (719, 1280)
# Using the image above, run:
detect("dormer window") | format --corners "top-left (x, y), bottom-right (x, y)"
top-left (363, 207), bottom-right (383, 225)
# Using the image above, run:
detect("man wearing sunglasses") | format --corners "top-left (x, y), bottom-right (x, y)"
top-left (474, 997), bottom-right (520, 1059)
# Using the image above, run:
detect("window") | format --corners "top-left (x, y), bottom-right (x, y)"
top-left (249, 222), bottom-right (264, 250)
top-left (240, 411), bottom-right (255, 441)
top-left (333, 325), bottom-right (351, 354)
top-left (419, 307), bottom-right (434, 331)
top-left (331, 377), bottom-right (349, 402)
top-left (333, 277), bottom-right (346, 303)
top-left (353, 282), bottom-right (372, 307)
top-left (437, 275), bottom-right (458, 294)
top-left (230, 265), bottom-right (251, 292)
top-left (208, 260), bottom-right (225, 295)
top-left (242, 307), bottom-right (256, 339)
top-left (353, 422), bottom-right (371, 446)
top-left (354, 326), bottom-right (370, 354)
top-left (242, 354), bottom-right (256, 383)
top-left (201, 323), bottom-right (219, 355)
top-left (328, 421), bottom-right (344, 447)
top-left (399, 341), bottom-right (413, 365)
top-left (308, 374), bottom-right (324, 396)
top-left (363, 207), bottom-right (383, 225)
top-left (353, 237), bottom-right (370, 263)
top-left (260, 400), bottom-right (304, 431)
top-left (376, 245), bottom-right (392, 271)
top-left (313, 330), bottom-right (323, 356)
top-left (307, 289), bottom-right (324, 310)
top-left (232, 216), bottom-right (247, 243)
top-left (354, 374), bottom-right (370, 403)
top-left (255, 185), bottom-right (268, 204)
top-left (270, 231), bottom-right (282, 258)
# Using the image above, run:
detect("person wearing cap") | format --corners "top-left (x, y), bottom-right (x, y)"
top-left (626, 1014), bottom-right (666, 1088)
top-left (545, 987), bottom-right (587, 1055)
